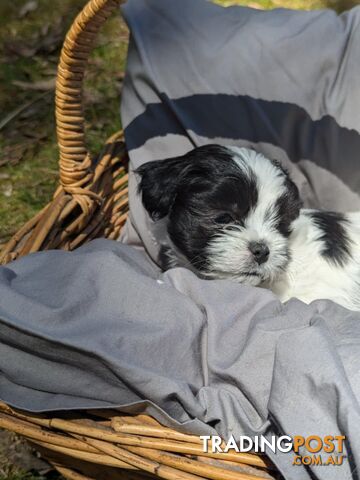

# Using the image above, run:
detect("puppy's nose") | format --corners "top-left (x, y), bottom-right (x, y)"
top-left (249, 242), bottom-right (270, 265)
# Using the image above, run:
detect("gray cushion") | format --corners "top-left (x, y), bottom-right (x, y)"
top-left (120, 0), bottom-right (360, 262)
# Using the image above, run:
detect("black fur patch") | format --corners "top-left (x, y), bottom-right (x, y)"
top-left (136, 145), bottom-right (235, 221)
top-left (274, 192), bottom-right (302, 237)
top-left (136, 145), bottom-right (259, 271)
top-left (167, 147), bottom-right (259, 271)
top-left (309, 211), bottom-right (352, 266)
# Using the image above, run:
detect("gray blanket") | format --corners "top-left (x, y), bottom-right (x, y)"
top-left (1, 239), bottom-right (360, 480)
top-left (1, 1), bottom-right (360, 479)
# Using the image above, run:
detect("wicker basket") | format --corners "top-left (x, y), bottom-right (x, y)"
top-left (0, 1), bottom-right (280, 479)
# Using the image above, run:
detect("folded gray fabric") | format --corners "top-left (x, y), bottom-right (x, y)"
top-left (1, 239), bottom-right (360, 480)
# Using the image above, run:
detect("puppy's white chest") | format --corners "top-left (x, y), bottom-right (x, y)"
top-left (270, 257), bottom-right (357, 310)
top-left (269, 212), bottom-right (360, 311)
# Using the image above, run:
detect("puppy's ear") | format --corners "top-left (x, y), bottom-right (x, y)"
top-left (136, 156), bottom-right (189, 220)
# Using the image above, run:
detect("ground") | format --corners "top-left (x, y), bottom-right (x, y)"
top-left (0, 0), bottom-right (357, 478)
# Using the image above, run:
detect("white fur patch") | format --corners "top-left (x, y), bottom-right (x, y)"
top-left (206, 148), bottom-right (290, 285)
top-left (270, 211), bottom-right (360, 311)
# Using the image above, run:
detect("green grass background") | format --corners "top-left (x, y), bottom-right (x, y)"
top-left (0, 0), bottom-right (358, 478)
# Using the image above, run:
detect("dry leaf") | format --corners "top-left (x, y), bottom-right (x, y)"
top-left (23, 125), bottom-right (49, 140)
top-left (0, 91), bottom-right (51, 131)
top-left (19, 0), bottom-right (38, 18)
top-left (83, 88), bottom-right (106, 106)
top-left (4, 18), bottom-right (64, 58)
top-left (0, 431), bottom-right (50, 474)
top-left (42, 67), bottom-right (58, 76)
top-left (0, 143), bottom-right (30, 167)
top-left (18, 104), bottom-right (44, 119)
top-left (36, 21), bottom-right (64, 54)
top-left (4, 41), bottom-right (37, 58)
top-left (13, 77), bottom-right (56, 91)
top-left (1, 183), bottom-right (13, 198)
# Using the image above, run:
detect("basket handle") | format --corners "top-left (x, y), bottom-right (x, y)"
top-left (55, 0), bottom-right (125, 204)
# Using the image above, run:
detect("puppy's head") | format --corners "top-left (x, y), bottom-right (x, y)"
top-left (136, 145), bottom-right (302, 285)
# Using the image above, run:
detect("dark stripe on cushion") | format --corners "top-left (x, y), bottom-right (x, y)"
top-left (124, 93), bottom-right (360, 194)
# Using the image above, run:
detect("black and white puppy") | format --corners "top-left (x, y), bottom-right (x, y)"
top-left (137, 145), bottom-right (360, 311)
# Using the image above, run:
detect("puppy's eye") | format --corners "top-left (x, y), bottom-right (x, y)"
top-left (214, 213), bottom-right (234, 224)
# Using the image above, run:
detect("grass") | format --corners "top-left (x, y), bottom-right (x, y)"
top-left (215, 0), bottom-right (356, 10)
top-left (0, 0), bottom-right (358, 478)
